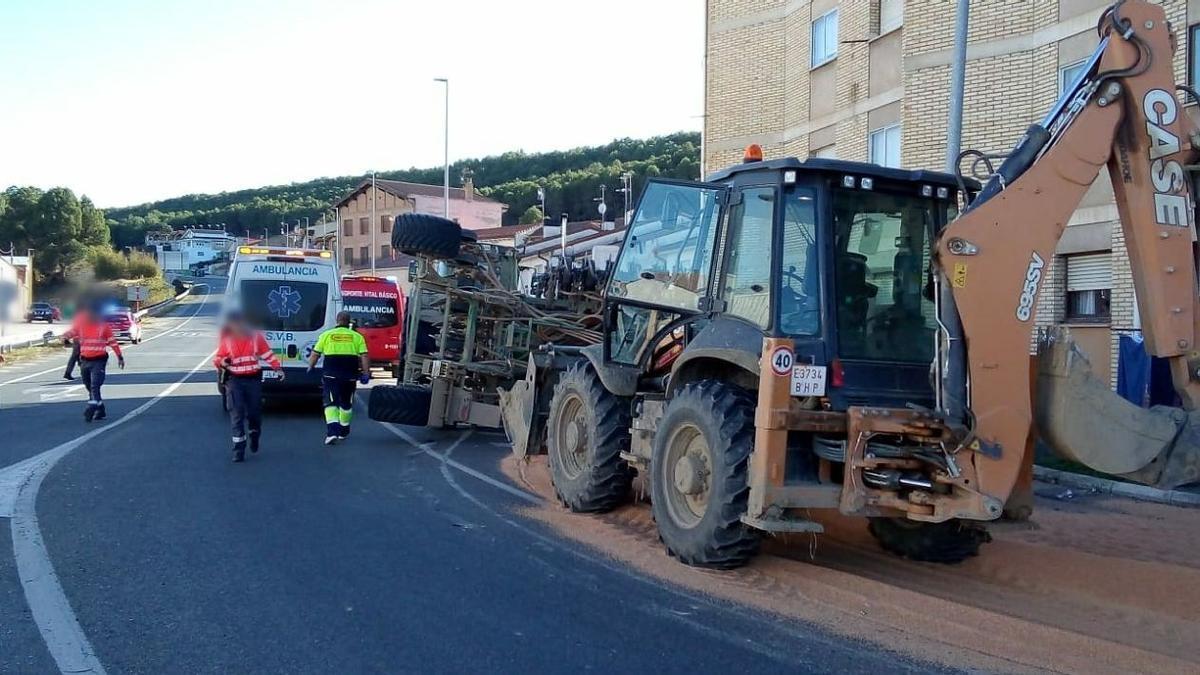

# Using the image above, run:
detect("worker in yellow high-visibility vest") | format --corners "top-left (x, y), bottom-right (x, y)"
top-left (308, 311), bottom-right (370, 445)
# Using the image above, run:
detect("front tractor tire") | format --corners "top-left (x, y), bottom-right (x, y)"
top-left (867, 518), bottom-right (991, 564)
top-left (650, 381), bottom-right (761, 569)
top-left (546, 363), bottom-right (635, 512)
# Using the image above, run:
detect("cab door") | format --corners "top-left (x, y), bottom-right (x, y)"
top-left (603, 179), bottom-right (728, 367)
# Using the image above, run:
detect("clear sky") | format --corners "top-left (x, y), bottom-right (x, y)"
top-left (0, 0), bottom-right (703, 208)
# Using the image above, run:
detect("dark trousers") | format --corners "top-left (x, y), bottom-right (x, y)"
top-left (227, 375), bottom-right (263, 451)
top-left (322, 376), bottom-right (357, 437)
top-left (80, 355), bottom-right (108, 407)
top-left (64, 342), bottom-right (80, 377)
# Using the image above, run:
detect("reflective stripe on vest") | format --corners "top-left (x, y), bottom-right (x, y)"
top-left (78, 323), bottom-right (116, 358)
top-left (222, 335), bottom-right (266, 375)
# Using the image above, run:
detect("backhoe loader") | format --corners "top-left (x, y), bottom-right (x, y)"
top-left (494, 0), bottom-right (1200, 568)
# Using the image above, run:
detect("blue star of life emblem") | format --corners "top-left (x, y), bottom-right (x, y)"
top-left (268, 285), bottom-right (302, 319)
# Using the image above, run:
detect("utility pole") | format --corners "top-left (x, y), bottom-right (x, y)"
top-left (617, 172), bottom-right (633, 225)
top-left (434, 78), bottom-right (450, 219)
top-left (945, 0), bottom-right (970, 173)
top-left (537, 187), bottom-right (547, 227)
top-left (941, 0), bottom-right (970, 424)
top-left (371, 171), bottom-right (378, 273)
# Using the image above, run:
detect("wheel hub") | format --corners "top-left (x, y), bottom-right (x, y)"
top-left (673, 455), bottom-right (706, 495)
top-left (564, 419), bottom-right (585, 453)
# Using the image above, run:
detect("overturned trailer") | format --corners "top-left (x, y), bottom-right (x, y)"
top-left (368, 214), bottom-right (604, 431)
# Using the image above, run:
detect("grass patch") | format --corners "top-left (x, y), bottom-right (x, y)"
top-left (0, 341), bottom-right (64, 368)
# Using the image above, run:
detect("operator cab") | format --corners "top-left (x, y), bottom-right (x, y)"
top-left (604, 154), bottom-right (967, 411)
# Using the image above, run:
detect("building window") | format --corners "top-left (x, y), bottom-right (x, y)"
top-left (1059, 59), bottom-right (1088, 95)
top-left (359, 217), bottom-right (369, 235)
top-left (343, 248), bottom-right (353, 264)
top-left (359, 246), bottom-right (370, 265)
top-left (811, 9), bottom-right (838, 67)
top-left (381, 244), bottom-right (391, 260)
top-left (879, 0), bottom-right (903, 34)
top-left (1065, 253), bottom-right (1112, 322)
top-left (381, 215), bottom-right (392, 232)
top-left (811, 144), bottom-right (837, 159)
top-left (869, 124), bottom-right (901, 168)
top-left (342, 219), bottom-right (353, 236)
top-left (1190, 24), bottom-right (1200, 97)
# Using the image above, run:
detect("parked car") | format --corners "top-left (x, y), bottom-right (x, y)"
top-left (25, 302), bottom-right (59, 323)
top-left (104, 308), bottom-right (143, 343)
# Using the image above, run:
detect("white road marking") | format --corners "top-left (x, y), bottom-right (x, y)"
top-left (0, 285), bottom-right (209, 388)
top-left (375, 421), bottom-right (540, 504)
top-left (2, 350), bottom-right (215, 675)
top-left (0, 285), bottom-right (215, 675)
top-left (38, 384), bottom-right (84, 402)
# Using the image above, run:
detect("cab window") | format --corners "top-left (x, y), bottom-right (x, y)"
top-left (608, 182), bottom-right (722, 312)
top-left (779, 187), bottom-right (819, 335)
top-left (721, 186), bottom-right (775, 327)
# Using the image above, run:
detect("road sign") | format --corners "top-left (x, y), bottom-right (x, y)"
top-left (127, 285), bottom-right (149, 302)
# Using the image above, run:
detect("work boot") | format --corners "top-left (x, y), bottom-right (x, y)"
top-left (232, 449), bottom-right (245, 463)
top-left (94, 404), bottom-right (106, 421)
top-left (338, 425), bottom-right (350, 439)
top-left (249, 433), bottom-right (260, 454)
top-left (84, 404), bottom-right (96, 422)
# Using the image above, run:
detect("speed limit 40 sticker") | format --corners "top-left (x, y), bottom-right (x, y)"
top-left (769, 346), bottom-right (794, 376)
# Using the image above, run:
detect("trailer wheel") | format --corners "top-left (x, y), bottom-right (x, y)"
top-left (368, 384), bottom-right (433, 426)
top-left (392, 213), bottom-right (463, 259)
top-left (546, 362), bottom-right (634, 512)
top-left (650, 381), bottom-right (760, 569)
top-left (867, 517), bottom-right (991, 564)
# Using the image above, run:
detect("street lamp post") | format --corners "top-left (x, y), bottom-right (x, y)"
top-left (371, 171), bottom-right (377, 274)
top-left (434, 78), bottom-right (450, 219)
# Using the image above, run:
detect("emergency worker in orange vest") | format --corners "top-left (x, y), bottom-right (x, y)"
top-left (62, 302), bottom-right (125, 422)
top-left (214, 310), bottom-right (284, 462)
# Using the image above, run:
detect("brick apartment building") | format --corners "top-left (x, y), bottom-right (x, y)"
top-left (704, 0), bottom-right (1200, 386)
top-left (332, 177), bottom-right (506, 274)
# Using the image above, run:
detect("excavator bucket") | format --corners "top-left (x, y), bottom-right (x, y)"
top-left (498, 354), bottom-right (539, 460)
top-left (1034, 327), bottom-right (1200, 489)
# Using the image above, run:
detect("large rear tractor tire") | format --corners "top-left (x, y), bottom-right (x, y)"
top-left (392, 213), bottom-right (463, 259)
top-left (650, 381), bottom-right (761, 569)
top-left (546, 363), bottom-right (634, 512)
top-left (867, 518), bottom-right (991, 563)
top-left (368, 384), bottom-right (433, 426)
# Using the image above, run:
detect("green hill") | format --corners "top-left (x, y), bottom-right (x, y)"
top-left (106, 132), bottom-right (701, 249)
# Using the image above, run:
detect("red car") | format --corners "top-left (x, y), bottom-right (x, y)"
top-left (340, 276), bottom-right (404, 374)
top-left (104, 308), bottom-right (143, 344)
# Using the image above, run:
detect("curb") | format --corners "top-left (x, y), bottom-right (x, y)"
top-left (1034, 465), bottom-right (1200, 508)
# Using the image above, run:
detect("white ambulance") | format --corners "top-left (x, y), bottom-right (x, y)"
top-left (225, 246), bottom-right (341, 395)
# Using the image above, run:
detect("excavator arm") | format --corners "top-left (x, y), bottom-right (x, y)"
top-left (938, 0), bottom-right (1200, 502)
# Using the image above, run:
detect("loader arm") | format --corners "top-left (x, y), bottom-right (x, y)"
top-left (938, 0), bottom-right (1200, 500)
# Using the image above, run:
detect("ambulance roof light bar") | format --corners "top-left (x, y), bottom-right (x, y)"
top-left (238, 246), bottom-right (332, 259)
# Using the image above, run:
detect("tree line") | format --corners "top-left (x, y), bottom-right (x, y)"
top-left (0, 186), bottom-right (112, 281)
top-left (104, 132), bottom-right (701, 248)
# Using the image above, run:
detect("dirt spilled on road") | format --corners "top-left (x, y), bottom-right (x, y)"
top-left (502, 455), bottom-right (1200, 674)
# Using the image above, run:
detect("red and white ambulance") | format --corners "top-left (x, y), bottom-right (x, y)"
top-left (339, 275), bottom-right (405, 375)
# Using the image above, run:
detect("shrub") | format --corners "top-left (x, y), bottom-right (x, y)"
top-left (126, 251), bottom-right (159, 278)
top-left (91, 249), bottom-right (128, 280)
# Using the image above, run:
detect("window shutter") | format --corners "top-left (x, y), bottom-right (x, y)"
top-left (880, 0), bottom-right (903, 33)
top-left (1066, 253), bottom-right (1111, 291)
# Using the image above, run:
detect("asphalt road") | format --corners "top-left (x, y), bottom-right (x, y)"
top-left (0, 281), bottom-right (945, 674)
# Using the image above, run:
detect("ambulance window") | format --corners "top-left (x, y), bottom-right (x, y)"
top-left (241, 280), bottom-right (329, 331)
